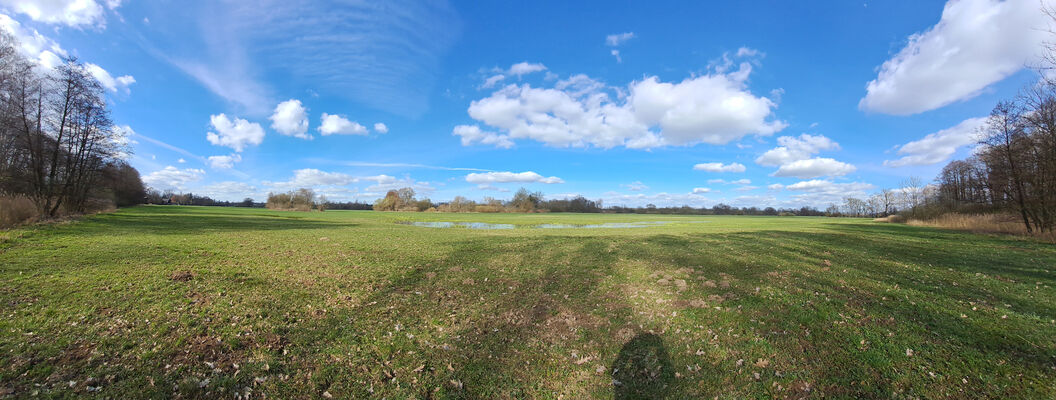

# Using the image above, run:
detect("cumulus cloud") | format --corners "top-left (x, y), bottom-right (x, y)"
top-left (84, 63), bottom-right (134, 94)
top-left (885, 117), bottom-right (987, 167)
top-left (0, 14), bottom-right (66, 68)
top-left (480, 62), bottom-right (548, 88)
top-left (693, 162), bottom-right (746, 173)
top-left (0, 0), bottom-right (115, 28)
top-left (859, 0), bottom-right (1051, 115)
top-left (459, 58), bottom-right (784, 149)
top-left (452, 125), bottom-right (514, 148)
top-left (142, 166), bottom-right (205, 191)
top-left (270, 99), bottom-right (310, 139)
top-left (767, 183), bottom-right (784, 190)
top-left (177, 158), bottom-right (186, 163)
top-left (318, 113), bottom-right (368, 136)
top-left (773, 158), bottom-right (856, 179)
top-left (373, 122), bottom-right (389, 134)
top-left (755, 134), bottom-right (840, 166)
top-left (465, 171), bottom-right (564, 184)
top-left (785, 179), bottom-right (874, 206)
top-left (605, 32), bottom-right (635, 46)
top-left (207, 154), bottom-right (242, 169)
top-left (508, 62), bottom-right (547, 77)
top-left (691, 187), bottom-right (712, 194)
top-left (206, 114), bottom-right (265, 152)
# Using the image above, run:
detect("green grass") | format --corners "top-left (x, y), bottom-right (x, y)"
top-left (1, 206), bottom-right (1054, 399)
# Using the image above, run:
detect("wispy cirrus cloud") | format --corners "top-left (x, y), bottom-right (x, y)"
top-left (147, 0), bottom-right (461, 117)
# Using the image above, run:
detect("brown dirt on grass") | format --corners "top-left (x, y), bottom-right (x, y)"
top-left (170, 270), bottom-right (194, 282)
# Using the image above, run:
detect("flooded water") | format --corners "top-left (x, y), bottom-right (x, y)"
top-left (400, 221), bottom-right (515, 229)
top-left (400, 221), bottom-right (707, 229)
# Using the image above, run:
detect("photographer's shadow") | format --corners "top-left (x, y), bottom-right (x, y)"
top-left (610, 333), bottom-right (675, 399)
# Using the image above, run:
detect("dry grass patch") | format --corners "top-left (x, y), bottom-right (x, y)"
top-left (908, 213), bottom-right (1056, 242)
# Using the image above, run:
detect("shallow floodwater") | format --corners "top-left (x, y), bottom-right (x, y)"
top-left (400, 221), bottom-right (515, 229)
top-left (399, 220), bottom-right (707, 229)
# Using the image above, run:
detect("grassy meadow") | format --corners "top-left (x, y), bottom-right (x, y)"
top-left (1, 206), bottom-right (1054, 399)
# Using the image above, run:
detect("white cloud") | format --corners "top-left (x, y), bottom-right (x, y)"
top-left (610, 49), bottom-right (622, 63)
top-left (755, 134), bottom-right (840, 166)
top-left (600, 191), bottom-right (715, 208)
top-left (460, 61), bottom-right (784, 149)
top-left (605, 32), bottom-right (635, 46)
top-left (198, 181), bottom-right (260, 201)
top-left (691, 187), bottom-right (712, 194)
top-left (142, 166), bottom-right (205, 191)
top-left (373, 122), bottom-right (389, 134)
top-left (785, 179), bottom-right (874, 206)
top-left (736, 47), bottom-right (760, 58)
top-left (859, 0), bottom-right (1051, 115)
top-left (177, 158), bottom-right (186, 163)
top-left (262, 169), bottom-right (431, 198)
top-left (482, 74), bottom-right (506, 89)
top-left (318, 113), bottom-right (368, 136)
top-left (508, 62), bottom-right (547, 77)
top-left (361, 175), bottom-right (433, 194)
top-left (730, 179), bottom-right (751, 185)
top-left (270, 99), bottom-right (310, 139)
top-left (885, 117), bottom-right (987, 167)
top-left (160, 2), bottom-right (458, 117)
top-left (623, 181), bottom-right (648, 191)
top-left (0, 0), bottom-right (112, 28)
top-left (773, 158), bottom-right (856, 179)
top-left (693, 162), bottom-right (746, 173)
top-left (84, 63), bottom-right (134, 94)
top-left (0, 14), bottom-right (67, 69)
top-left (767, 183), bottom-right (784, 190)
top-left (205, 114), bottom-right (265, 152)
top-left (477, 184), bottom-right (511, 192)
top-left (465, 171), bottom-right (564, 184)
top-left (631, 70), bottom-right (786, 145)
top-left (272, 168), bottom-right (357, 188)
top-left (207, 154), bottom-right (242, 169)
top-left (107, 124), bottom-right (133, 159)
top-left (452, 125), bottom-right (514, 148)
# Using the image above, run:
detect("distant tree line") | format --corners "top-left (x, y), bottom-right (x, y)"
top-left (146, 189), bottom-right (262, 208)
top-left (0, 31), bottom-right (145, 226)
top-left (363, 187), bottom-right (833, 216)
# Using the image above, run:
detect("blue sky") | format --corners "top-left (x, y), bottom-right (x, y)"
top-left (2, 0), bottom-right (1050, 207)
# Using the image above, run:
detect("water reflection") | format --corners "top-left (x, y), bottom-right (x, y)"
top-left (400, 221), bottom-right (515, 229)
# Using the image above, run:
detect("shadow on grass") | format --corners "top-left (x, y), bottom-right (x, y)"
top-left (612, 333), bottom-right (674, 400)
top-left (79, 211), bottom-right (354, 235)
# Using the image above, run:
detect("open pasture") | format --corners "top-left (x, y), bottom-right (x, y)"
top-left (1, 206), bottom-right (1054, 398)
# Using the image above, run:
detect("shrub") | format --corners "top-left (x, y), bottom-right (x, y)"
top-left (266, 189), bottom-right (316, 211)
top-left (0, 195), bottom-right (38, 228)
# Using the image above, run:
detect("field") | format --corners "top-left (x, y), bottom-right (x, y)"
top-left (1, 206), bottom-right (1054, 399)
